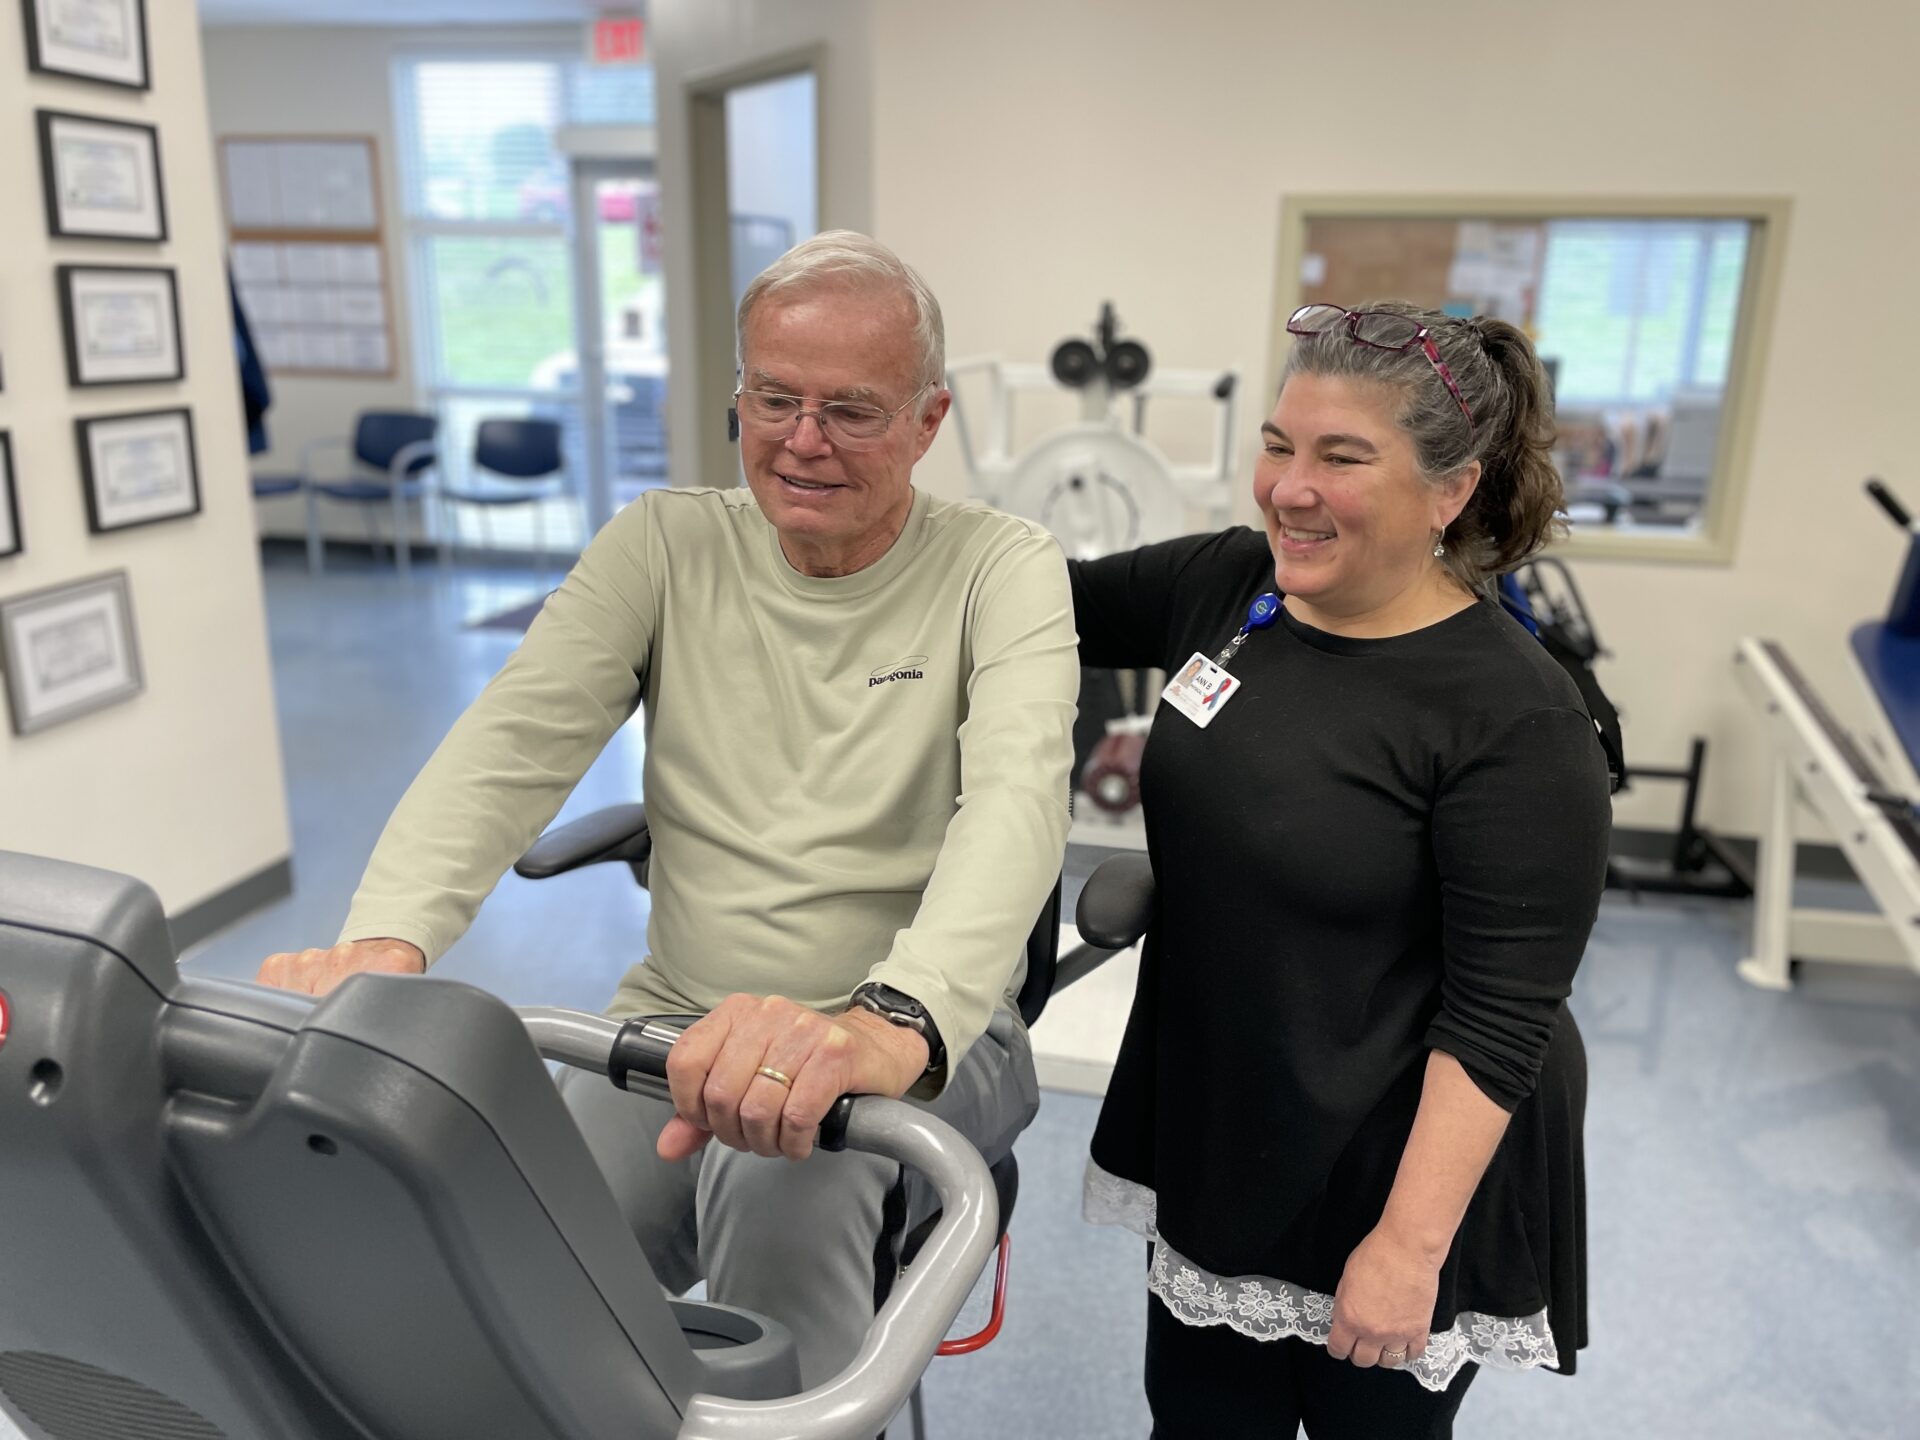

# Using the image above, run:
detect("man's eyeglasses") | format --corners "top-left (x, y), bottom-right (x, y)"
top-left (733, 382), bottom-right (933, 451)
top-left (1286, 304), bottom-right (1475, 439)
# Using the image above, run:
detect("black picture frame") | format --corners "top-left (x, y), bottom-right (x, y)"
top-left (0, 432), bottom-right (21, 560)
top-left (37, 108), bottom-right (168, 243)
top-left (21, 0), bottom-right (151, 91)
top-left (75, 406), bottom-right (201, 534)
top-left (58, 264), bottom-right (184, 388)
top-left (0, 569), bottom-right (143, 736)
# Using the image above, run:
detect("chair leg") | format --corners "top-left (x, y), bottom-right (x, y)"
top-left (908, 1378), bottom-right (927, 1439)
top-left (437, 491), bottom-right (454, 575)
top-left (393, 484), bottom-right (411, 579)
top-left (362, 505), bottom-right (382, 563)
top-left (305, 486), bottom-right (324, 575)
top-left (480, 504), bottom-right (494, 564)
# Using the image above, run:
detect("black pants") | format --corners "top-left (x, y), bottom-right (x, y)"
top-left (1145, 1297), bottom-right (1479, 1439)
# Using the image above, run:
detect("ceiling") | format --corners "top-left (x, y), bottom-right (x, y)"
top-left (199, 0), bottom-right (612, 26)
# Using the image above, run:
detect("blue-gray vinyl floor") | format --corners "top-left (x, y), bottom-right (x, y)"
top-left (16, 548), bottom-right (1915, 1440)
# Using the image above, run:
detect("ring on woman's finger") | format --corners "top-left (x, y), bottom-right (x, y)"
top-left (755, 1065), bottom-right (794, 1088)
top-left (1379, 1346), bottom-right (1408, 1369)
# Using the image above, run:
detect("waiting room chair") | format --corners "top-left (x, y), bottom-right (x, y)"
top-left (438, 418), bottom-right (571, 579)
top-left (249, 475), bottom-right (302, 502)
top-left (302, 411), bottom-right (440, 578)
top-left (512, 807), bottom-right (1155, 1438)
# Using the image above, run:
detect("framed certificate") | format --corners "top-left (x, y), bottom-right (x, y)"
top-left (37, 109), bottom-right (167, 242)
top-left (75, 407), bottom-right (200, 534)
top-left (21, 0), bottom-right (150, 90)
top-left (59, 265), bottom-right (183, 387)
top-left (0, 570), bottom-right (143, 736)
top-left (0, 433), bottom-right (20, 560)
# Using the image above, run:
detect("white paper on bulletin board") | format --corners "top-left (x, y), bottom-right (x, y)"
top-left (236, 240), bottom-right (391, 375)
top-left (224, 139), bottom-right (378, 231)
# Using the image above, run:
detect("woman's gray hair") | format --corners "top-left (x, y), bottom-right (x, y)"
top-left (1282, 301), bottom-right (1564, 587)
top-left (736, 229), bottom-right (946, 391)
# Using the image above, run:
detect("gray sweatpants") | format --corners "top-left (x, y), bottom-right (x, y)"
top-left (559, 1007), bottom-right (1040, 1387)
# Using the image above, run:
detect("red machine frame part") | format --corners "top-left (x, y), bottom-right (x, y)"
top-left (935, 1232), bottom-right (1011, 1356)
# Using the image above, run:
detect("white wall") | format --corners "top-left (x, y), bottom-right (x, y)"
top-left (648, 0), bottom-right (873, 495)
top-left (199, 22), bottom-right (582, 539)
top-left (0, 0), bottom-right (290, 913)
top-left (869, 0), bottom-right (1920, 836)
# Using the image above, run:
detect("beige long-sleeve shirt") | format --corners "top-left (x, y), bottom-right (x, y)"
top-left (339, 485), bottom-right (1077, 1085)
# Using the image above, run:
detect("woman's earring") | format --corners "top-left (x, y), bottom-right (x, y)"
top-left (1432, 531), bottom-right (1446, 558)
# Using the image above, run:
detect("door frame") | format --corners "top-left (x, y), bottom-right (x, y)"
top-left (568, 153), bottom-right (660, 534)
top-left (686, 47), bottom-right (824, 492)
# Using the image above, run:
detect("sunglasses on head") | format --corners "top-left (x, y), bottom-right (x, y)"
top-left (1287, 305), bottom-right (1475, 439)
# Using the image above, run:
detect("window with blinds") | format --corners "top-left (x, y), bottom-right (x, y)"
top-left (395, 55), bottom-right (653, 392)
top-left (392, 55), bottom-right (653, 554)
top-left (1534, 219), bottom-right (1752, 408)
top-left (1290, 201), bottom-right (1780, 547)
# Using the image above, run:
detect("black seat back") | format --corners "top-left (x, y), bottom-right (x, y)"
top-left (1013, 877), bottom-right (1064, 1028)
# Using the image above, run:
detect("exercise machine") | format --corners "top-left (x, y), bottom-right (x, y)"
top-left (946, 303), bottom-right (1238, 559)
top-left (948, 305), bottom-right (1238, 846)
top-left (0, 849), bottom-right (999, 1440)
top-left (0, 842), bottom-right (1155, 1440)
top-left (1504, 557), bottom-right (1752, 899)
top-left (1733, 478), bottom-right (1920, 988)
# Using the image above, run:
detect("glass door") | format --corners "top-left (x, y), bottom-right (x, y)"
top-left (571, 159), bottom-right (669, 535)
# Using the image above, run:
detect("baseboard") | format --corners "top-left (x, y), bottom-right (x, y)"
top-left (258, 536), bottom-right (582, 572)
top-left (169, 857), bottom-right (294, 952)
top-left (1610, 826), bottom-right (1856, 884)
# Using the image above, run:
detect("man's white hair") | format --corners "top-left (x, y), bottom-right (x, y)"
top-left (736, 229), bottom-right (945, 390)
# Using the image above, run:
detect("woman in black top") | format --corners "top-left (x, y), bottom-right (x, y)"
top-left (1074, 303), bottom-right (1611, 1438)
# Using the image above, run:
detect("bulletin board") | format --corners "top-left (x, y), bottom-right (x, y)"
top-left (1298, 216), bottom-right (1548, 327)
top-left (219, 135), bottom-right (397, 378)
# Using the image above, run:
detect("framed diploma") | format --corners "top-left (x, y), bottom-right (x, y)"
top-left (37, 109), bottom-right (167, 242)
top-left (0, 433), bottom-right (20, 560)
top-left (75, 407), bottom-right (200, 534)
top-left (0, 570), bottom-right (143, 736)
top-left (21, 0), bottom-right (150, 90)
top-left (59, 265), bottom-right (183, 387)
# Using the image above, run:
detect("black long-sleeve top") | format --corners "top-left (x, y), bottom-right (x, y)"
top-left (1075, 527), bottom-right (1610, 1340)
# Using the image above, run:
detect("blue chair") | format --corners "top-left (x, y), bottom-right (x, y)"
top-left (438, 419), bottom-right (570, 578)
top-left (302, 411), bottom-right (440, 577)
top-left (249, 475), bottom-right (302, 501)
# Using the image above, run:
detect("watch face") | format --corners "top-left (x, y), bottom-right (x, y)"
top-left (856, 985), bottom-right (944, 1066)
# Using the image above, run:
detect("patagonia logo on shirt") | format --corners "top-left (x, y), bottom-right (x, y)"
top-left (869, 656), bottom-right (928, 688)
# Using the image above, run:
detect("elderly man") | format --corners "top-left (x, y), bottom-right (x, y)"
top-left (257, 231), bottom-right (1076, 1384)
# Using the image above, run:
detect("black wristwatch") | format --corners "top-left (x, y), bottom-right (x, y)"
top-left (848, 982), bottom-right (946, 1075)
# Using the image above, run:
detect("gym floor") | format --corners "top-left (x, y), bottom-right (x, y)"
top-left (15, 547), bottom-right (1911, 1440)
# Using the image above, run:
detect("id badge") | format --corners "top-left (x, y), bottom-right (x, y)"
top-left (1161, 651), bottom-right (1239, 728)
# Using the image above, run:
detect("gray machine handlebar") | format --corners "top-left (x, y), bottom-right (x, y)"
top-left (517, 1008), bottom-right (1000, 1440)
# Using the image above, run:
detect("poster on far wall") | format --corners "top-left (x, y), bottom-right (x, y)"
top-left (21, 0), bottom-right (150, 90)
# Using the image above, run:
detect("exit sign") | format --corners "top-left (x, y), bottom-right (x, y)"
top-left (592, 15), bottom-right (646, 66)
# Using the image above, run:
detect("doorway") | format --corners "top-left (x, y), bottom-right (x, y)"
top-left (570, 156), bottom-right (669, 534)
top-left (688, 59), bottom-right (821, 491)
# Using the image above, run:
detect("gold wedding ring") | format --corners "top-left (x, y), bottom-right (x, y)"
top-left (755, 1065), bottom-right (794, 1088)
top-left (1380, 1346), bottom-right (1408, 1369)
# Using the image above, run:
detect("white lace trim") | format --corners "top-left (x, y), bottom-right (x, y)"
top-left (1083, 1160), bottom-right (1558, 1394)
